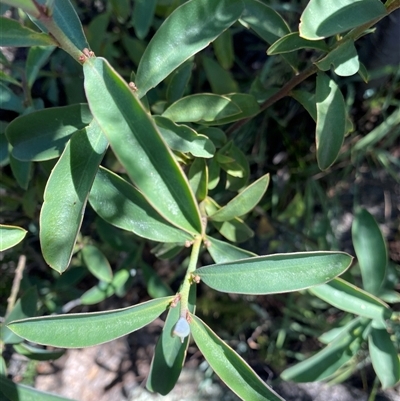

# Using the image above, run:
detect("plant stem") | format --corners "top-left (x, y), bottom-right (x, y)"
top-left (179, 236), bottom-right (202, 317)
top-left (6, 255), bottom-right (26, 316)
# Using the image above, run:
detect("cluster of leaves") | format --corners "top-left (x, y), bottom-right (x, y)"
top-left (0, 0), bottom-right (399, 400)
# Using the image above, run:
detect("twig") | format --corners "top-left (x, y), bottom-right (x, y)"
top-left (6, 255), bottom-right (26, 316)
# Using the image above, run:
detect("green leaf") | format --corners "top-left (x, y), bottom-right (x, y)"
top-left (352, 208), bottom-right (387, 296)
top-left (147, 289), bottom-right (196, 395)
top-left (83, 57), bottom-right (202, 236)
top-left (206, 236), bottom-right (256, 264)
top-left (162, 93), bottom-right (241, 123)
top-left (166, 60), bottom-right (193, 104)
top-left (40, 120), bottom-right (108, 273)
top-left (213, 217), bottom-right (254, 243)
top-left (196, 251), bottom-right (353, 295)
top-left (80, 269), bottom-right (130, 305)
top-left (202, 55), bottom-right (239, 94)
top-left (209, 93), bottom-right (260, 125)
top-left (268, 32), bottom-right (328, 55)
top-left (30, 0), bottom-right (89, 51)
top-left (240, 0), bottom-right (290, 44)
top-left (26, 46), bottom-right (56, 88)
top-left (209, 173), bottom-right (269, 222)
top-left (207, 157), bottom-right (220, 190)
top-left (140, 262), bottom-right (174, 298)
top-left (291, 90), bottom-right (317, 121)
top-left (0, 82), bottom-right (24, 113)
top-left (135, 0), bottom-right (244, 98)
top-left (9, 155), bottom-right (32, 190)
top-left (86, 12), bottom-right (110, 55)
top-left (0, 0), bottom-right (39, 17)
top-left (299, 0), bottom-right (387, 40)
top-left (198, 126), bottom-right (227, 148)
top-left (132, 0), bottom-right (157, 39)
top-left (315, 72), bottom-right (346, 170)
top-left (13, 342), bottom-right (65, 361)
top-left (309, 278), bottom-right (392, 326)
top-left (188, 158), bottom-right (208, 202)
top-left (8, 297), bottom-right (173, 348)
top-left (0, 16), bottom-right (56, 47)
top-left (190, 314), bottom-right (284, 401)
top-left (0, 224), bottom-right (27, 251)
top-left (369, 327), bottom-right (400, 389)
top-left (89, 167), bottom-right (191, 243)
top-left (2, 287), bottom-right (37, 345)
top-left (281, 318), bottom-right (366, 382)
top-left (154, 116), bottom-right (215, 158)
top-left (213, 28), bottom-right (234, 70)
top-left (81, 244), bottom-right (113, 283)
top-left (0, 374), bottom-right (77, 401)
top-left (6, 104), bottom-right (92, 161)
top-left (316, 40), bottom-right (359, 77)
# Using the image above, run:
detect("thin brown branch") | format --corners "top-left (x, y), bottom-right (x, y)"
top-left (6, 255), bottom-right (26, 316)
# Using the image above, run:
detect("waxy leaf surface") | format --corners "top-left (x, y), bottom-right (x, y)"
top-left (0, 224), bottom-right (27, 251)
top-left (135, 0), bottom-right (244, 97)
top-left (190, 315), bottom-right (284, 401)
top-left (84, 57), bottom-right (202, 235)
top-left (8, 297), bottom-right (173, 348)
top-left (89, 167), bottom-right (191, 243)
top-left (196, 252), bottom-right (352, 294)
top-left (40, 120), bottom-right (108, 273)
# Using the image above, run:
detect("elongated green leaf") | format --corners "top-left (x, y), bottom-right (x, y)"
top-left (2, 287), bottom-right (37, 345)
top-left (40, 120), bottom-right (108, 273)
top-left (132, 0), bottom-right (157, 39)
top-left (6, 104), bottom-right (92, 161)
top-left (9, 155), bottom-right (32, 189)
top-left (281, 318), bottom-right (366, 382)
top-left (166, 60), bottom-right (193, 104)
top-left (147, 290), bottom-right (196, 395)
top-left (26, 46), bottom-right (56, 88)
top-left (315, 72), bottom-right (346, 170)
top-left (81, 244), bottom-right (113, 283)
top-left (80, 269), bottom-right (130, 305)
top-left (89, 167), bottom-right (191, 243)
top-left (162, 93), bottom-right (241, 123)
top-left (154, 116), bottom-right (215, 158)
top-left (316, 40), bottom-right (359, 77)
top-left (190, 314), bottom-right (284, 401)
top-left (240, 0), bottom-right (290, 44)
top-left (213, 28), bottom-right (234, 69)
top-left (352, 208), bottom-right (387, 296)
top-left (0, 0), bottom-right (39, 17)
top-left (300, 0), bottom-right (387, 40)
top-left (30, 0), bottom-right (89, 51)
top-left (196, 251), bottom-right (352, 295)
top-left (209, 93), bottom-right (260, 125)
top-left (213, 217), bottom-right (254, 243)
top-left (240, 0), bottom-right (297, 69)
top-left (210, 173), bottom-right (269, 222)
top-left (309, 278), bottom-right (391, 326)
top-left (188, 158), bottom-right (208, 201)
top-left (207, 236), bottom-right (256, 264)
top-left (8, 297), bottom-right (173, 348)
top-left (267, 32), bottom-right (329, 55)
top-left (0, 16), bottom-right (56, 47)
top-left (0, 82), bottom-right (24, 113)
top-left (83, 57), bottom-right (202, 235)
top-left (140, 262), bottom-right (174, 298)
top-left (0, 224), bottom-right (27, 251)
top-left (291, 90), bottom-right (317, 121)
top-left (202, 55), bottom-right (238, 94)
top-left (369, 327), bottom-right (400, 389)
top-left (135, 0), bottom-right (244, 98)
top-left (13, 342), bottom-right (65, 361)
top-left (0, 375), bottom-right (77, 401)
top-left (207, 157), bottom-right (220, 190)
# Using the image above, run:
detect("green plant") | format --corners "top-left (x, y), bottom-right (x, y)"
top-left (1, 1), bottom-right (399, 400)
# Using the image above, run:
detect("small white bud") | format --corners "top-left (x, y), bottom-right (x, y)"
top-left (172, 317), bottom-right (190, 343)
